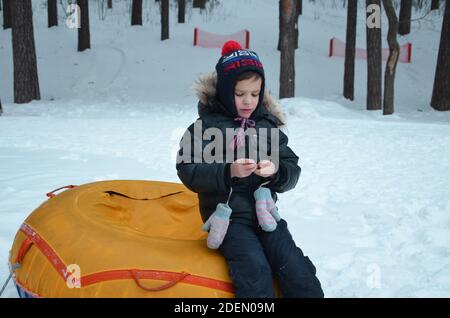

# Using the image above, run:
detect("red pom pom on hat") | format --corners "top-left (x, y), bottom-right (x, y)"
top-left (221, 40), bottom-right (242, 56)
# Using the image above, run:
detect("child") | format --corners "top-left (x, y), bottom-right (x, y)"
top-left (176, 41), bottom-right (324, 298)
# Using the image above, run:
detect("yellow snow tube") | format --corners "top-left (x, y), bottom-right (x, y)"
top-left (8, 180), bottom-right (234, 298)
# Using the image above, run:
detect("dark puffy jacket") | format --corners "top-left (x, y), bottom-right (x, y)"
top-left (176, 72), bottom-right (301, 227)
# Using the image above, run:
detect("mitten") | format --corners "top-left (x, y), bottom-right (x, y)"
top-left (202, 203), bottom-right (232, 249)
top-left (254, 187), bottom-right (280, 232)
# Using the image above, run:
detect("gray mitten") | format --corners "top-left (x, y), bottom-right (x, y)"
top-left (202, 203), bottom-right (232, 249)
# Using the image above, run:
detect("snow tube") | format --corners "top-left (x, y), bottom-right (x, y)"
top-left (8, 180), bottom-right (234, 298)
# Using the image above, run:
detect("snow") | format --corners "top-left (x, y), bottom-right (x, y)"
top-left (1, 0), bottom-right (449, 298)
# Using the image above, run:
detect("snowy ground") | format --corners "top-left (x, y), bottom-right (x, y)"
top-left (1, 0), bottom-right (449, 297)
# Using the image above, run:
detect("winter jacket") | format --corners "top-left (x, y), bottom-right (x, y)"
top-left (176, 72), bottom-right (301, 227)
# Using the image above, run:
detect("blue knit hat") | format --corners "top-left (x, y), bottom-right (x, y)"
top-left (215, 41), bottom-right (265, 118)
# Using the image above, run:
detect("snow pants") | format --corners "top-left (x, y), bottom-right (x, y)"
top-left (219, 219), bottom-right (324, 298)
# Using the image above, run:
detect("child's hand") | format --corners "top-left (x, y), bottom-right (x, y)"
top-left (230, 159), bottom-right (257, 178)
top-left (254, 160), bottom-right (277, 178)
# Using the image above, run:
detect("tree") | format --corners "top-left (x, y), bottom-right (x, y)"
top-left (278, 0), bottom-right (301, 50)
top-left (398, 0), bottom-right (412, 35)
top-left (131, 0), bottom-right (142, 25)
top-left (161, 0), bottom-right (169, 40)
top-left (77, 0), bottom-right (90, 52)
top-left (382, 0), bottom-right (400, 115)
top-left (366, 0), bottom-right (382, 110)
top-left (431, 0), bottom-right (440, 11)
top-left (278, 1), bottom-right (282, 50)
top-left (108, 0), bottom-right (112, 9)
top-left (294, 0), bottom-right (301, 49)
top-left (0, 1), bottom-right (2, 114)
top-left (48, 0), bottom-right (58, 28)
top-left (178, 0), bottom-right (185, 23)
top-left (193, 0), bottom-right (207, 9)
top-left (279, 0), bottom-right (297, 99)
top-left (344, 0), bottom-right (357, 101)
top-left (3, 0), bottom-right (11, 29)
top-left (431, 0), bottom-right (450, 111)
top-left (11, 0), bottom-right (40, 103)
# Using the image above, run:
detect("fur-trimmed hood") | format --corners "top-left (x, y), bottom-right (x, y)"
top-left (193, 72), bottom-right (287, 127)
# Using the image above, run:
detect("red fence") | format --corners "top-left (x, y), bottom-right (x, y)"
top-left (194, 28), bottom-right (250, 49)
top-left (329, 37), bottom-right (412, 63)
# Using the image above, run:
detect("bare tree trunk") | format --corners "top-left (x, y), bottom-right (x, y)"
top-left (161, 0), bottom-right (169, 40)
top-left (131, 0), bottom-right (142, 25)
top-left (77, 0), bottom-right (90, 52)
top-left (178, 0), bottom-right (185, 23)
top-left (277, 0), bottom-right (303, 51)
top-left (0, 99), bottom-right (3, 116)
top-left (279, 0), bottom-right (296, 99)
top-left (382, 0), bottom-right (400, 115)
top-left (279, 0), bottom-right (301, 51)
top-left (294, 0), bottom-right (302, 49)
top-left (48, 0), bottom-right (58, 28)
top-left (431, 0), bottom-right (440, 11)
top-left (11, 0), bottom-right (40, 103)
top-left (278, 1), bottom-right (282, 51)
top-left (3, 0), bottom-right (11, 29)
top-left (108, 0), bottom-right (112, 9)
top-left (398, 0), bottom-right (412, 35)
top-left (193, 0), bottom-right (207, 9)
top-left (366, 0), bottom-right (382, 110)
top-left (431, 0), bottom-right (450, 111)
top-left (344, 0), bottom-right (357, 101)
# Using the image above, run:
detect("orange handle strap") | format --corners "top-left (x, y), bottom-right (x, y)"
top-left (131, 270), bottom-right (190, 292)
top-left (46, 185), bottom-right (77, 198)
top-left (15, 238), bottom-right (34, 265)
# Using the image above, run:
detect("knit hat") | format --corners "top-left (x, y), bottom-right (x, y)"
top-left (215, 41), bottom-right (265, 118)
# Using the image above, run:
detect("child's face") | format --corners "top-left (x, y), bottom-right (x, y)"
top-left (234, 77), bottom-right (262, 118)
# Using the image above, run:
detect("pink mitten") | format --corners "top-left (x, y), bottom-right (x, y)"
top-left (254, 187), bottom-right (279, 232)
